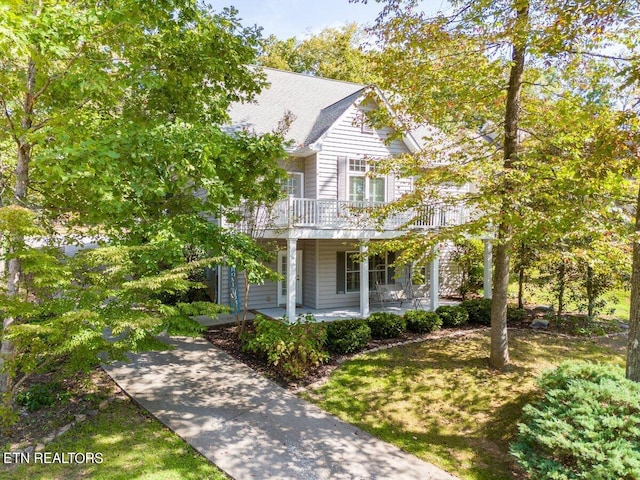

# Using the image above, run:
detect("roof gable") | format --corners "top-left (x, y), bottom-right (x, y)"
top-left (226, 68), bottom-right (366, 149)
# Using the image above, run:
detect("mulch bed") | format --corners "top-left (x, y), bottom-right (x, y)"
top-left (1, 368), bottom-right (125, 448)
top-left (203, 322), bottom-right (484, 391)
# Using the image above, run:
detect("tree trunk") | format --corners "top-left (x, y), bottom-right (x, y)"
top-left (489, 0), bottom-right (528, 370)
top-left (627, 184), bottom-right (640, 382)
top-left (0, 58), bottom-right (35, 394)
top-left (557, 257), bottom-right (566, 322)
top-left (517, 264), bottom-right (525, 309)
top-left (490, 229), bottom-right (511, 369)
top-left (586, 264), bottom-right (595, 319)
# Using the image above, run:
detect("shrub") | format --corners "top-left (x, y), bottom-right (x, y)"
top-left (507, 305), bottom-right (527, 323)
top-left (511, 361), bottom-right (640, 479)
top-left (325, 319), bottom-right (371, 354)
top-left (435, 305), bottom-right (469, 327)
top-left (404, 310), bottom-right (442, 333)
top-left (367, 312), bottom-right (406, 339)
top-left (15, 382), bottom-right (69, 411)
top-left (460, 298), bottom-right (492, 325)
top-left (242, 314), bottom-right (328, 380)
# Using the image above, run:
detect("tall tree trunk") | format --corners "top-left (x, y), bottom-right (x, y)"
top-left (586, 264), bottom-right (595, 319)
top-left (627, 184), bottom-right (640, 382)
top-left (557, 257), bottom-right (566, 322)
top-left (0, 58), bottom-right (35, 394)
top-left (517, 263), bottom-right (525, 309)
top-left (489, 1), bottom-right (528, 370)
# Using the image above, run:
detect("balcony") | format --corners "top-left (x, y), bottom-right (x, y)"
top-left (226, 198), bottom-right (469, 234)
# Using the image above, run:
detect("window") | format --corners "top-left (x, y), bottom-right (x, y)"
top-left (348, 159), bottom-right (385, 203)
top-left (344, 252), bottom-right (394, 292)
top-left (284, 172), bottom-right (303, 198)
top-left (355, 111), bottom-right (374, 134)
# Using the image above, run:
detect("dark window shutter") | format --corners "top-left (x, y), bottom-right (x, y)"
top-left (337, 156), bottom-right (348, 200)
top-left (387, 251), bottom-right (396, 284)
top-left (336, 251), bottom-right (346, 294)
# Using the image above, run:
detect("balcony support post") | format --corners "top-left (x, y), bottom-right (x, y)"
top-left (359, 242), bottom-right (370, 318)
top-left (286, 237), bottom-right (297, 323)
top-left (483, 239), bottom-right (493, 299)
top-left (429, 243), bottom-right (440, 311)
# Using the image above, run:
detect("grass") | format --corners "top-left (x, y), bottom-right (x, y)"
top-left (304, 329), bottom-right (626, 480)
top-left (505, 282), bottom-right (631, 321)
top-left (1, 399), bottom-right (228, 480)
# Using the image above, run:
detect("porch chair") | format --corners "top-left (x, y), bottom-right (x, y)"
top-left (375, 282), bottom-right (406, 308)
top-left (411, 285), bottom-right (429, 309)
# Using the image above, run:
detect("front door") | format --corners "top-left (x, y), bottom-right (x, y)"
top-left (277, 250), bottom-right (303, 306)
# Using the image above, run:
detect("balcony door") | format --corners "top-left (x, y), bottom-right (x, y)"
top-left (277, 250), bottom-right (303, 307)
top-left (285, 172), bottom-right (304, 198)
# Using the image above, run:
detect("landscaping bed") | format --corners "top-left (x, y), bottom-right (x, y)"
top-left (204, 320), bottom-right (482, 390)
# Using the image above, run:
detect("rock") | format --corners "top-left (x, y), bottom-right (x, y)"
top-left (533, 305), bottom-right (554, 312)
top-left (23, 446), bottom-right (34, 456)
top-left (530, 319), bottom-right (549, 329)
top-left (99, 399), bottom-right (110, 410)
top-left (620, 323), bottom-right (630, 330)
top-left (57, 423), bottom-right (73, 436)
top-left (74, 413), bottom-right (87, 423)
top-left (35, 443), bottom-right (45, 452)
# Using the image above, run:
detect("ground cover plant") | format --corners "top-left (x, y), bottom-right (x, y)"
top-left (303, 329), bottom-right (626, 480)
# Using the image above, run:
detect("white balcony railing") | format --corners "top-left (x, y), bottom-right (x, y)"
top-left (227, 198), bottom-right (469, 232)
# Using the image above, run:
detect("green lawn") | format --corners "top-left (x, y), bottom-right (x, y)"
top-left (505, 282), bottom-right (631, 321)
top-left (304, 329), bottom-right (626, 480)
top-left (2, 399), bottom-right (227, 480)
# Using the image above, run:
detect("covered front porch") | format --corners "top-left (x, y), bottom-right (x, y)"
top-left (280, 236), bottom-right (494, 322)
top-left (256, 298), bottom-right (462, 322)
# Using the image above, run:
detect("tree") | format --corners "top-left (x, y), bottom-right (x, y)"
top-left (359, 0), bottom-right (635, 369)
top-left (258, 24), bottom-right (379, 84)
top-left (0, 1), bottom-right (286, 402)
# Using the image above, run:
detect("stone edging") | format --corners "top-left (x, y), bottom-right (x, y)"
top-left (9, 369), bottom-right (117, 458)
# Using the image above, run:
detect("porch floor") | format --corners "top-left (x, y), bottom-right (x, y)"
top-left (256, 297), bottom-right (460, 322)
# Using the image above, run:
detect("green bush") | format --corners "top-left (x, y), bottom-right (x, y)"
top-left (325, 319), bottom-right (372, 354)
top-left (242, 314), bottom-right (328, 380)
top-left (460, 298), bottom-right (492, 325)
top-left (511, 361), bottom-right (640, 479)
top-left (367, 312), bottom-right (406, 339)
top-left (435, 305), bottom-right (469, 327)
top-left (404, 310), bottom-right (442, 333)
top-left (507, 305), bottom-right (527, 323)
top-left (15, 382), bottom-right (69, 411)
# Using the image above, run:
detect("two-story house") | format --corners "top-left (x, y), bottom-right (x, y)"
top-left (217, 68), bottom-right (482, 321)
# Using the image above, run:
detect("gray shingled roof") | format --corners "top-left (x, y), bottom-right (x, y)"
top-left (226, 68), bottom-right (367, 149)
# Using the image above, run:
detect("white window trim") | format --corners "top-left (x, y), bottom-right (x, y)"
top-left (345, 251), bottom-right (390, 293)
top-left (285, 172), bottom-right (304, 198)
top-left (347, 159), bottom-right (385, 203)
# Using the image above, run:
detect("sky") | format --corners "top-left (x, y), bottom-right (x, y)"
top-left (208, 0), bottom-right (450, 39)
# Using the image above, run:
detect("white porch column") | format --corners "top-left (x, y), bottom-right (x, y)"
top-left (286, 238), bottom-right (297, 323)
top-left (359, 243), bottom-right (370, 318)
top-left (429, 244), bottom-right (440, 311)
top-left (483, 239), bottom-right (493, 299)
